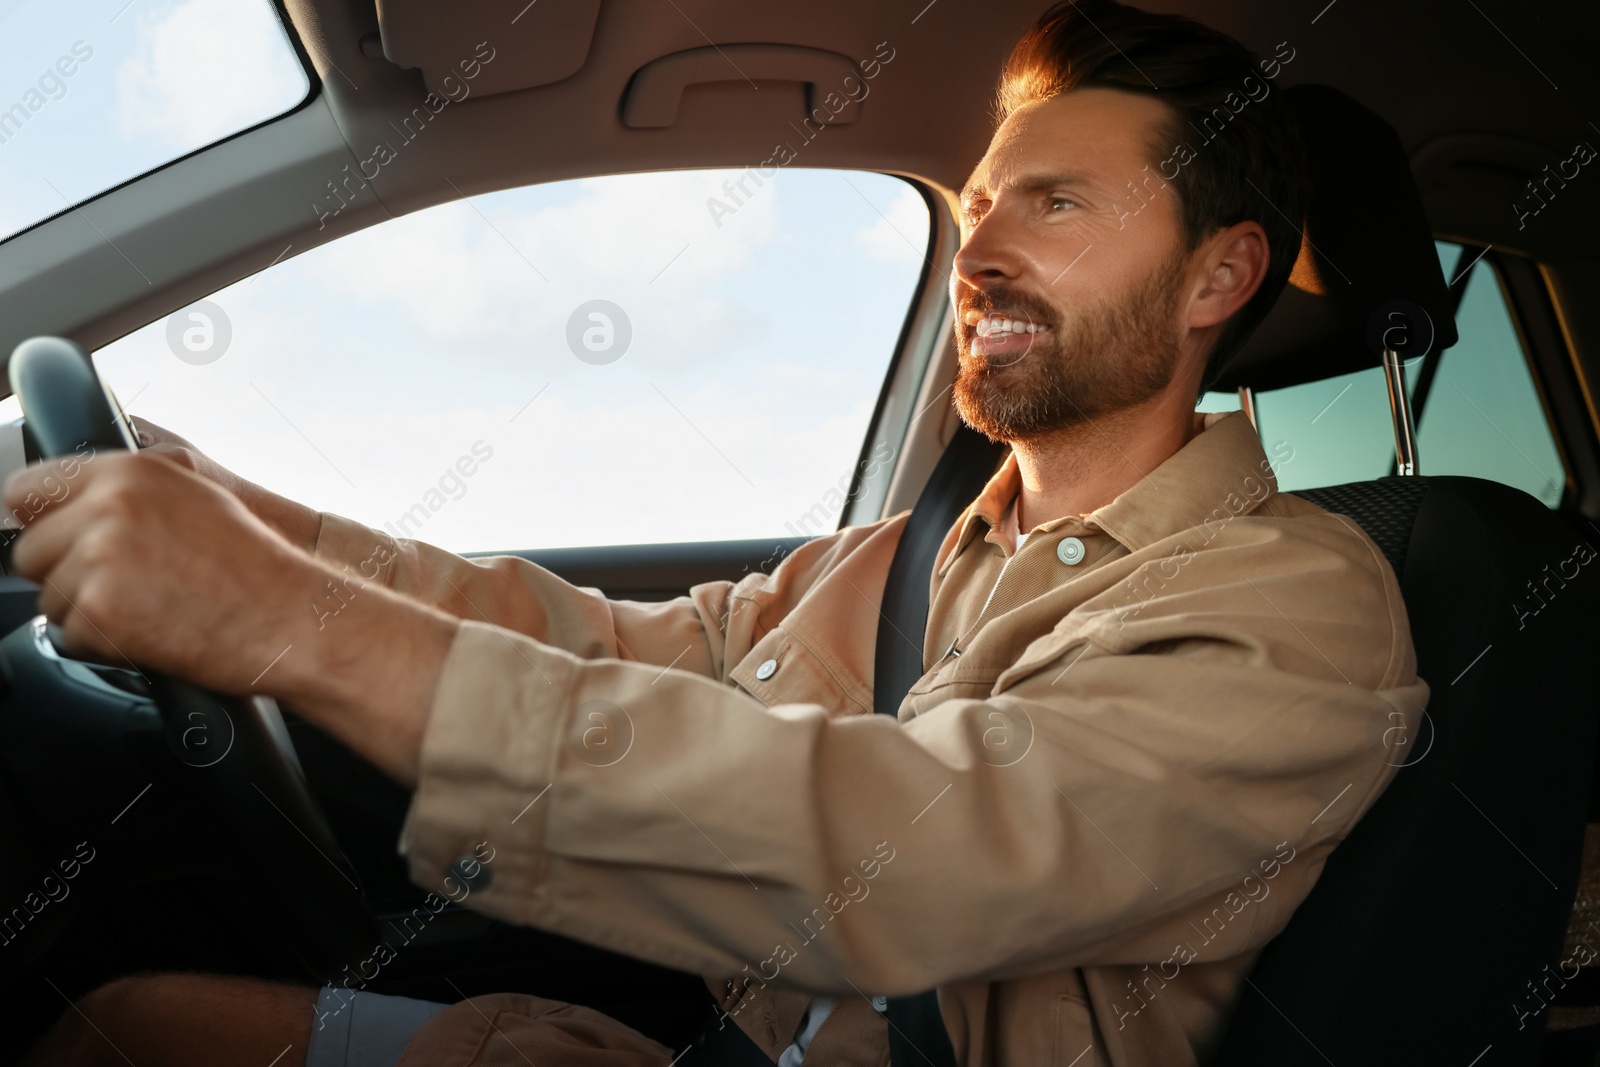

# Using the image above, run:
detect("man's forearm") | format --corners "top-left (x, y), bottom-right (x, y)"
top-left (269, 570), bottom-right (459, 785)
top-left (242, 480), bottom-right (322, 556)
top-left (128, 420), bottom-right (323, 556)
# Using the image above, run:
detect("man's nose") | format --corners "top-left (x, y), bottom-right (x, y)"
top-left (952, 212), bottom-right (1022, 292)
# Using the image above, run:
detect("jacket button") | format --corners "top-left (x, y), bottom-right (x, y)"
top-left (755, 658), bottom-right (778, 680)
top-left (1056, 536), bottom-right (1086, 565)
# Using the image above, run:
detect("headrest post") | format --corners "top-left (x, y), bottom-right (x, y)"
top-left (1236, 386), bottom-right (1258, 430)
top-left (1382, 348), bottom-right (1419, 476)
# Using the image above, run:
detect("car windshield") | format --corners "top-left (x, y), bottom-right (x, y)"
top-left (0, 0), bottom-right (311, 243)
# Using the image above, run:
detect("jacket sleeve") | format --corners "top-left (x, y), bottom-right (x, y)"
top-left (311, 511), bottom-right (780, 678)
top-left (394, 514), bottom-right (1431, 996)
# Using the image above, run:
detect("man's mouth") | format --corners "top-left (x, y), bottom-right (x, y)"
top-left (961, 309), bottom-right (1050, 358)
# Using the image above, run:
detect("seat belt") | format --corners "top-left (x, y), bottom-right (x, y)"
top-left (683, 425), bottom-right (1004, 1067)
top-left (875, 425), bottom-right (1008, 1067)
top-left (874, 425), bottom-right (1010, 716)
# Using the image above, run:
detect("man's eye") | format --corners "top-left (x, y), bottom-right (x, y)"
top-left (963, 203), bottom-right (988, 224)
top-left (1048, 196), bottom-right (1077, 212)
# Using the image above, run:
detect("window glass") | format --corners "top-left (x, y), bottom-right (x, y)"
top-left (1252, 362), bottom-right (1399, 490)
top-left (0, 0), bottom-right (310, 243)
top-left (91, 170), bottom-right (930, 551)
top-left (1196, 391), bottom-right (1241, 415)
top-left (1412, 260), bottom-right (1564, 505)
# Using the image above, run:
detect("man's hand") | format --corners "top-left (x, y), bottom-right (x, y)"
top-left (129, 417), bottom-right (322, 555)
top-left (6, 449), bottom-right (320, 685)
top-left (1, 450), bottom-right (457, 784)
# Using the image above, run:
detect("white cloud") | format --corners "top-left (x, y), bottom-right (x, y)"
top-left (857, 185), bottom-right (929, 266)
top-left (298, 169), bottom-right (784, 369)
top-left (114, 0), bottom-right (307, 150)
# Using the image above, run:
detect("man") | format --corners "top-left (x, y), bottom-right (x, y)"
top-left (18, 1), bottom-right (1427, 1064)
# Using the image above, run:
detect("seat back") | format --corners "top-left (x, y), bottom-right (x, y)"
top-left (1210, 476), bottom-right (1599, 1064)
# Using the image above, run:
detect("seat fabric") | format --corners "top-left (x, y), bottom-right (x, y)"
top-left (1210, 475), bottom-right (1600, 1065)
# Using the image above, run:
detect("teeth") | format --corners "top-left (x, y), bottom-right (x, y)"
top-left (967, 310), bottom-right (1048, 339)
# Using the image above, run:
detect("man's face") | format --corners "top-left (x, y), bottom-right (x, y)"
top-left (952, 87), bottom-right (1194, 442)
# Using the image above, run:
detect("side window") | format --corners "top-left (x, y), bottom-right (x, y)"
top-left (1410, 256), bottom-right (1564, 504)
top-left (1200, 241), bottom-right (1566, 506)
top-left (90, 169), bottom-right (930, 551)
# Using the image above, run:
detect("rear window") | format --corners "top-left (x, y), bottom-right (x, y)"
top-left (0, 0), bottom-right (311, 243)
top-left (1198, 241), bottom-right (1565, 506)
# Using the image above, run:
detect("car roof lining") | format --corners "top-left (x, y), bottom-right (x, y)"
top-left (290, 0), bottom-right (1600, 256)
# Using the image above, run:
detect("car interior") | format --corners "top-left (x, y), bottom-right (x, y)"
top-left (2, 0), bottom-right (1599, 1063)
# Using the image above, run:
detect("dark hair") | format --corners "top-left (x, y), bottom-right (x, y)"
top-left (997, 0), bottom-right (1309, 393)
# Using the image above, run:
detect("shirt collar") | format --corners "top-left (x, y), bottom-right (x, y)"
top-left (938, 410), bottom-right (1279, 573)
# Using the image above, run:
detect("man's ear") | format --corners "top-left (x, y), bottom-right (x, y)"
top-left (1186, 221), bottom-right (1271, 331)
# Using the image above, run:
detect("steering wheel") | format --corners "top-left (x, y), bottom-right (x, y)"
top-left (3, 336), bottom-right (377, 980)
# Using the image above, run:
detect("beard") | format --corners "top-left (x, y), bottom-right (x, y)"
top-left (953, 251), bottom-right (1187, 442)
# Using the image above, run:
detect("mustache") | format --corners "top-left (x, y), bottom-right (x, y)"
top-left (956, 285), bottom-right (1061, 332)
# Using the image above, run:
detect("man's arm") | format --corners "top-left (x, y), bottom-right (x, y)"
top-left (0, 448), bottom-right (1427, 995)
top-left (374, 542), bottom-right (1427, 994)
top-left (131, 417), bottom-right (322, 552)
top-left (130, 418), bottom-right (769, 678)
top-left (0, 448), bottom-right (849, 783)
top-left (308, 511), bottom-right (742, 674)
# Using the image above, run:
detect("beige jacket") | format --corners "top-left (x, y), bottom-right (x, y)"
top-left (313, 409), bottom-right (1429, 1066)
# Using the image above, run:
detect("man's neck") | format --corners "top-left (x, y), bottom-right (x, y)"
top-left (1009, 398), bottom-right (1204, 532)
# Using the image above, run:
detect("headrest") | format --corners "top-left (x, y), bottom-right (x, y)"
top-left (1211, 84), bottom-right (1457, 393)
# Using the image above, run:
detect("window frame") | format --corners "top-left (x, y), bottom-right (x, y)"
top-left (1491, 248), bottom-right (1600, 516)
top-left (840, 178), bottom-right (949, 531)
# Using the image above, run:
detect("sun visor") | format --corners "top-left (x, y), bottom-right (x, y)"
top-left (373, 0), bottom-right (603, 98)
